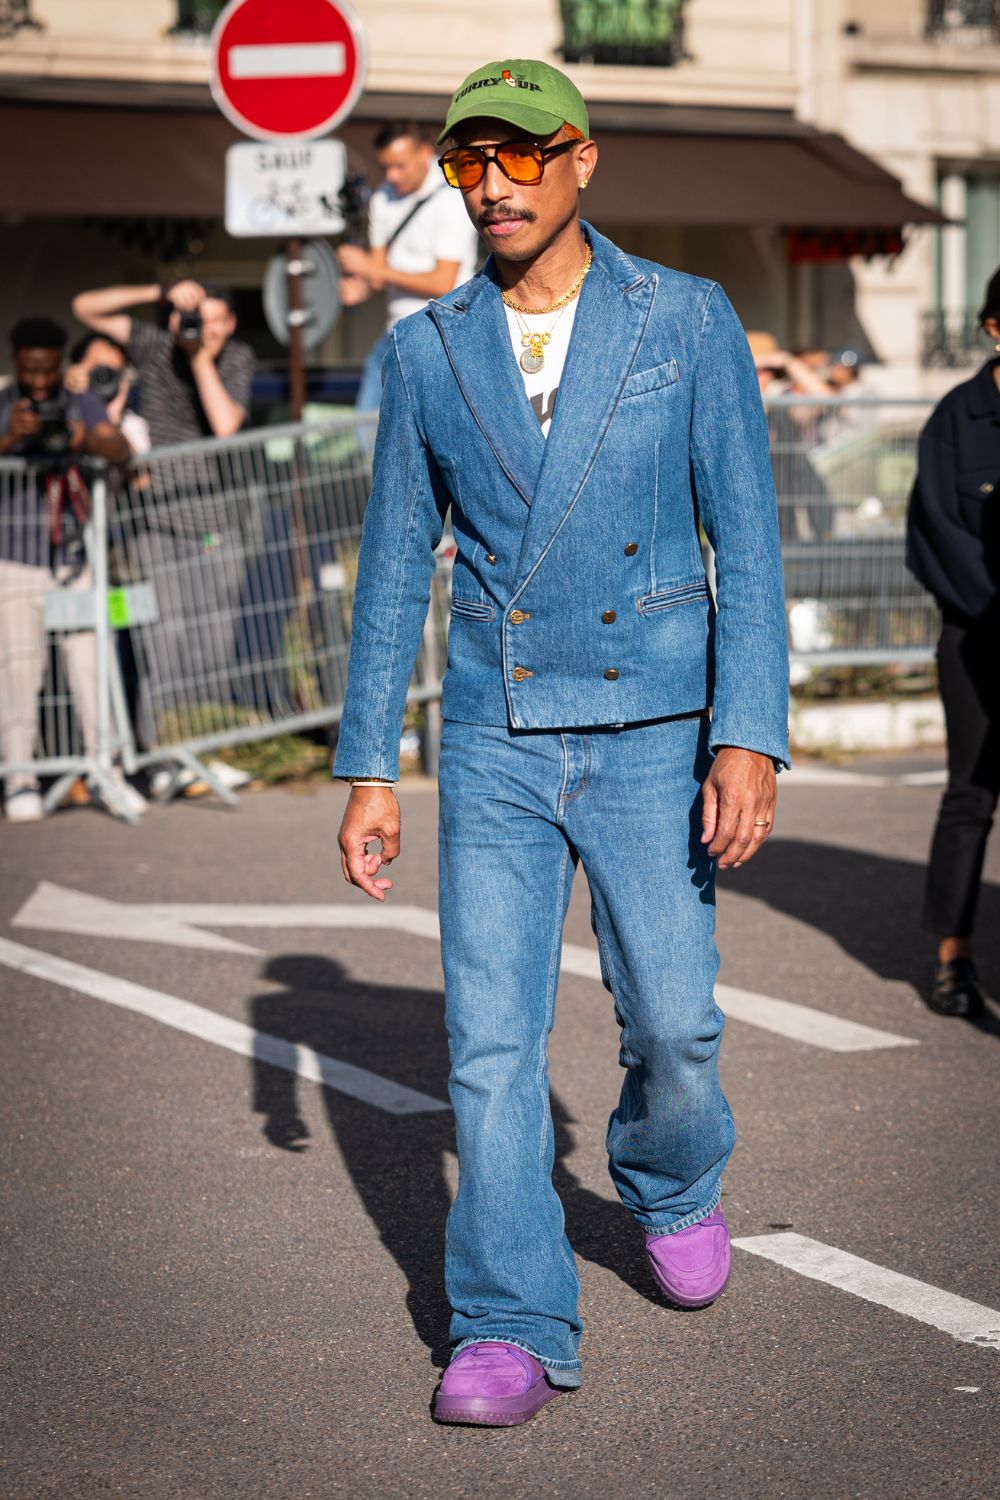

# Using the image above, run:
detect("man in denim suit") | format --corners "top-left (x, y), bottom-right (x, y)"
top-left (335, 60), bottom-right (788, 1428)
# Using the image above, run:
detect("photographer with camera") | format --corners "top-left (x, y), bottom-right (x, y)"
top-left (0, 316), bottom-right (134, 823)
top-left (71, 280), bottom-right (253, 447)
top-left (65, 333), bottom-right (150, 456)
top-left (70, 281), bottom-right (256, 791)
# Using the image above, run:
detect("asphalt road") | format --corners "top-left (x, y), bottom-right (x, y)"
top-left (2, 756), bottom-right (998, 1499)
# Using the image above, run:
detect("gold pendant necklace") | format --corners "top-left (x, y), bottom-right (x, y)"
top-left (501, 243), bottom-right (593, 317)
top-left (512, 300), bottom-right (571, 374)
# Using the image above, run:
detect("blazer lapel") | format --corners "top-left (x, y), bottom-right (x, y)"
top-left (429, 270), bottom-right (546, 506)
top-left (512, 227), bottom-right (657, 594)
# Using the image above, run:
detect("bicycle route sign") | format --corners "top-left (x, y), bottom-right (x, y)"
top-left (211, 0), bottom-right (367, 143)
top-left (224, 139), bottom-right (347, 237)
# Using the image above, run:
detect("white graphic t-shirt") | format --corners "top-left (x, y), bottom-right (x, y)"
top-left (504, 299), bottom-right (579, 439)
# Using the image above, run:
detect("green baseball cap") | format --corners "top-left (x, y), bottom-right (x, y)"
top-left (437, 59), bottom-right (589, 147)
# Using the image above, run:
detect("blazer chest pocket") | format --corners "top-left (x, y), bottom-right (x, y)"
top-left (637, 580), bottom-right (709, 614)
top-left (621, 359), bottom-right (680, 400)
top-left (450, 596), bottom-right (494, 622)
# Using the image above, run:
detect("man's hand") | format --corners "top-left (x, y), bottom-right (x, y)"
top-left (701, 747), bottom-right (777, 870)
top-left (337, 244), bottom-right (373, 278)
top-left (339, 273), bottom-right (372, 307)
top-left (338, 785), bottom-right (400, 901)
top-left (165, 279), bottom-right (205, 311)
top-left (64, 363), bottom-right (89, 396)
top-left (7, 399), bottom-right (40, 442)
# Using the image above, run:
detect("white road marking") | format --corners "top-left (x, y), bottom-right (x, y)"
top-left (229, 43), bottom-right (346, 80)
top-left (13, 881), bottom-right (260, 955)
top-left (782, 765), bottom-right (890, 787)
top-left (13, 885), bottom-right (919, 1054)
top-left (898, 769), bottom-right (947, 787)
top-left (559, 942), bottom-right (917, 1053)
top-left (0, 937), bottom-right (448, 1116)
top-left (733, 1233), bottom-right (1000, 1353)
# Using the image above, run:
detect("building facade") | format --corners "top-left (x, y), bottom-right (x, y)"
top-left (2, 0), bottom-right (995, 393)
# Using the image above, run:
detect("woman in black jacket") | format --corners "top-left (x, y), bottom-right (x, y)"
top-left (906, 270), bottom-right (1000, 1017)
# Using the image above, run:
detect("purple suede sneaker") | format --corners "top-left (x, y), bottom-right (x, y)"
top-left (645, 1206), bottom-right (732, 1308)
top-left (433, 1342), bottom-right (559, 1427)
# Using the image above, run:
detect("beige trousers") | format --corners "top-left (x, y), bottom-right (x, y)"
top-left (0, 558), bottom-right (99, 794)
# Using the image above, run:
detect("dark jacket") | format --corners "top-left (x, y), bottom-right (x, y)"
top-left (906, 358), bottom-right (1000, 619)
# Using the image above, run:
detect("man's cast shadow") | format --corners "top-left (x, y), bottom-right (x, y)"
top-left (250, 953), bottom-right (656, 1365)
top-left (248, 842), bottom-right (1000, 1357)
top-left (731, 838), bottom-right (1000, 1036)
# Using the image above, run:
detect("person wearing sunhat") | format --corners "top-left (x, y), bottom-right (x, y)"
top-left (334, 60), bottom-right (789, 1426)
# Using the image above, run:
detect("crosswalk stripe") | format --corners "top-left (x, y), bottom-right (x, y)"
top-left (733, 1233), bottom-right (1000, 1352)
top-left (0, 936), bottom-right (449, 1116)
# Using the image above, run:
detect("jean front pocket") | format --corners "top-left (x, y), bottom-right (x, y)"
top-left (637, 580), bottom-right (709, 614)
top-left (450, 596), bottom-right (494, 622)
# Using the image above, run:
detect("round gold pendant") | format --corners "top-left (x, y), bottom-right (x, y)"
top-left (520, 349), bottom-right (545, 374)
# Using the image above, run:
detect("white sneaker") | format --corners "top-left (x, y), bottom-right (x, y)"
top-left (149, 764), bottom-right (196, 799)
top-left (207, 758), bottom-right (252, 790)
top-left (91, 771), bottom-right (148, 818)
top-left (5, 788), bottom-right (44, 823)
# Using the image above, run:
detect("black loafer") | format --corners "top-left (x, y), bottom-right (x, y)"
top-left (929, 957), bottom-right (986, 1017)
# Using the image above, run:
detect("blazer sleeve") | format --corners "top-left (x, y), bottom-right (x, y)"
top-left (690, 284), bottom-right (790, 768)
top-left (333, 333), bottom-right (451, 780)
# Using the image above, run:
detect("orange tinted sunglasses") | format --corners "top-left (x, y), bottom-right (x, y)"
top-left (439, 137), bottom-right (578, 190)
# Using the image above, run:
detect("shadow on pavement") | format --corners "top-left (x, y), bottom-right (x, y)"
top-left (248, 954), bottom-right (666, 1364)
top-left (733, 838), bottom-right (1000, 1036)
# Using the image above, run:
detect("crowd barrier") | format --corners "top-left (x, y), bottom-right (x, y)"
top-left (766, 395), bottom-right (936, 664)
top-left (1, 397), bottom-right (937, 821)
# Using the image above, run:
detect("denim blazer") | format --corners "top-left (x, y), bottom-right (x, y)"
top-left (334, 224), bottom-right (789, 780)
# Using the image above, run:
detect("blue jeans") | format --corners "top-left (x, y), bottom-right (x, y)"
top-left (438, 712), bottom-right (734, 1386)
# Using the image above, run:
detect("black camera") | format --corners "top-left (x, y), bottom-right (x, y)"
top-left (88, 364), bottom-right (121, 403)
top-left (177, 308), bottom-right (203, 344)
top-left (30, 392), bottom-right (73, 457)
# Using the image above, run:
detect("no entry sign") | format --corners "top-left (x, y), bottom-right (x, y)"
top-left (211, 0), bottom-right (367, 142)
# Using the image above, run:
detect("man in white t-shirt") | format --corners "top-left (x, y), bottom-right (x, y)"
top-left (337, 121), bottom-right (480, 410)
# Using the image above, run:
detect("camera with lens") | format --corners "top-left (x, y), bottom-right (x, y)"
top-left (176, 308), bottom-right (203, 344)
top-left (88, 364), bottom-right (121, 403)
top-left (29, 391), bottom-right (73, 458)
top-left (338, 173), bottom-right (373, 244)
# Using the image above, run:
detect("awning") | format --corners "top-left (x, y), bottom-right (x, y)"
top-left (3, 100), bottom-right (944, 232)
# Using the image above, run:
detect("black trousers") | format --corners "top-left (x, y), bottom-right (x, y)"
top-left (923, 607), bottom-right (1000, 937)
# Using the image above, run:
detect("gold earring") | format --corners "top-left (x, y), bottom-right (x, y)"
top-left (580, 179), bottom-right (588, 190)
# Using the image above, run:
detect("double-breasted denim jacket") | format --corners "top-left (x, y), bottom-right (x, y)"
top-left (334, 225), bottom-right (789, 780)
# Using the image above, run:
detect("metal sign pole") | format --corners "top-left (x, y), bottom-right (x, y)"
top-left (287, 236), bottom-right (307, 424)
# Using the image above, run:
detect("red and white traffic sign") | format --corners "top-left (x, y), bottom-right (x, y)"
top-left (210, 0), bottom-right (366, 143)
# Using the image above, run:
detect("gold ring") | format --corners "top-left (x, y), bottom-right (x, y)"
top-left (754, 820), bottom-right (771, 827)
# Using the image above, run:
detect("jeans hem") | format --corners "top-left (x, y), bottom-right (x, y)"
top-left (451, 1337), bottom-right (582, 1388)
top-left (637, 1185), bottom-right (723, 1237)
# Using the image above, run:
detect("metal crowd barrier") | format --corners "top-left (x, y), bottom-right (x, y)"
top-left (0, 457), bottom-right (138, 820)
top-left (2, 398), bottom-right (940, 823)
top-left (765, 395), bottom-right (937, 664)
top-left (111, 411), bottom-right (449, 800)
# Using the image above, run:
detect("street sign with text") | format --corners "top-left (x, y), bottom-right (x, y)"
top-left (211, 0), bottom-right (366, 142)
top-left (225, 139), bottom-right (347, 237)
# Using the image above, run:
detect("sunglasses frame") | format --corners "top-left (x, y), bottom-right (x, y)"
top-left (438, 136), bottom-right (579, 190)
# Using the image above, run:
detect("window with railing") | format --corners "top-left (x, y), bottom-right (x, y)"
top-left (0, 0), bottom-right (43, 38)
top-left (926, 1), bottom-right (1000, 40)
top-left (171, 0), bottom-right (226, 37)
top-left (560, 0), bottom-right (687, 67)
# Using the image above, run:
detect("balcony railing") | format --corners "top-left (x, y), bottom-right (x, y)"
top-left (170, 1), bottom-right (226, 37)
top-left (921, 310), bottom-right (993, 367)
top-left (560, 0), bottom-right (687, 67)
top-left (926, 1), bottom-right (1000, 41)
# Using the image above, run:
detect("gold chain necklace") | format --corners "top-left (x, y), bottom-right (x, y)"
top-left (510, 299), bottom-right (572, 374)
top-left (500, 243), bottom-right (593, 316)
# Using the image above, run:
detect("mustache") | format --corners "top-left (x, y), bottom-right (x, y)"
top-left (477, 208), bottom-right (537, 228)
